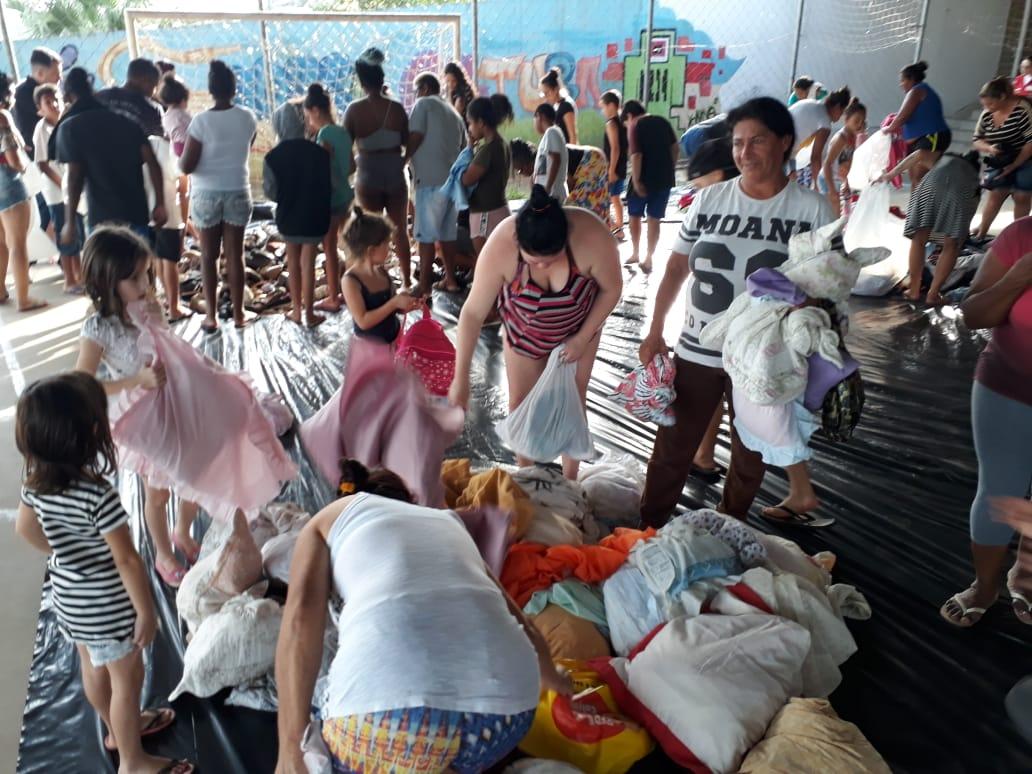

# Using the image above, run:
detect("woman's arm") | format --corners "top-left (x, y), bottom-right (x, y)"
top-left (179, 135), bottom-right (202, 175)
top-left (821, 132), bottom-right (848, 212)
top-left (275, 517), bottom-right (332, 771)
top-left (397, 101), bottom-right (410, 149)
top-left (883, 88), bottom-right (924, 134)
top-left (639, 248), bottom-right (691, 365)
top-left (807, 128), bottom-right (830, 190)
top-left (961, 249), bottom-right (1032, 328)
top-left (877, 149), bottom-right (924, 183)
top-left (1002, 141), bottom-right (1032, 176)
top-left (563, 110), bottom-right (578, 145)
top-left (105, 525), bottom-right (157, 648)
top-left (15, 503), bottom-right (51, 555)
top-left (562, 213), bottom-right (623, 363)
top-left (340, 274), bottom-right (416, 330)
top-left (447, 222), bottom-right (512, 408)
top-left (604, 120), bottom-right (620, 181)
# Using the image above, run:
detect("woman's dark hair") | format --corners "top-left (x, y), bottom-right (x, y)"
top-left (490, 93), bottom-right (514, 125)
top-left (16, 372), bottom-right (116, 495)
top-left (621, 99), bottom-right (646, 120)
top-left (338, 458), bottom-right (414, 503)
top-left (467, 95), bottom-right (499, 129)
top-left (825, 86), bottom-right (851, 111)
top-left (516, 184), bottom-right (568, 256)
top-left (208, 60), bottom-right (236, 100)
top-left (157, 72), bottom-right (189, 107)
top-left (509, 138), bottom-right (535, 172)
top-left (540, 66), bottom-right (562, 92)
top-left (0, 72), bottom-right (12, 104)
top-left (156, 59), bottom-right (175, 75)
top-left (63, 67), bottom-right (95, 101)
top-left (82, 225), bottom-right (151, 321)
top-left (793, 76), bottom-right (814, 91)
top-left (342, 205), bottom-right (394, 259)
top-left (726, 96), bottom-right (796, 162)
top-left (600, 89), bottom-right (621, 107)
top-left (980, 77), bottom-right (1013, 101)
top-left (304, 82), bottom-right (332, 114)
top-left (843, 97), bottom-right (866, 119)
top-left (534, 102), bottom-right (556, 122)
top-left (687, 138), bottom-right (739, 182)
top-left (901, 60), bottom-right (928, 83)
top-left (355, 48), bottom-right (386, 92)
top-left (444, 62), bottom-right (475, 93)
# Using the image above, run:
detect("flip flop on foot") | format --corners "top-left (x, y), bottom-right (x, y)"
top-left (104, 707), bottom-right (176, 752)
top-left (759, 504), bottom-right (835, 528)
top-left (689, 463), bottom-right (725, 484)
top-left (171, 533), bottom-right (200, 565)
top-left (63, 285), bottom-right (84, 296)
top-left (640, 258), bottom-right (653, 274)
top-left (611, 228), bottom-right (626, 242)
top-left (157, 759), bottom-right (194, 774)
top-left (234, 310), bottom-right (257, 329)
top-left (940, 585), bottom-right (989, 627)
top-left (305, 313), bottom-right (326, 329)
top-left (315, 297), bottom-right (343, 313)
top-left (17, 298), bottom-right (48, 313)
top-left (201, 319), bottom-right (219, 334)
top-left (168, 309), bottom-right (194, 323)
top-left (155, 557), bottom-right (188, 588)
top-left (623, 255), bottom-right (639, 266)
top-left (1007, 569), bottom-right (1032, 625)
top-left (433, 278), bottom-right (461, 293)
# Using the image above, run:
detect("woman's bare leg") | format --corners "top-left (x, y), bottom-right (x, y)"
top-left (974, 189), bottom-right (1010, 241)
top-left (302, 243), bottom-right (323, 327)
top-left (385, 190), bottom-right (412, 288)
top-left (284, 242), bottom-right (302, 324)
top-left (563, 331), bottom-right (602, 479)
top-left (221, 222), bottom-right (249, 327)
top-left (502, 341), bottom-right (549, 469)
top-left (906, 228), bottom-right (930, 301)
top-left (694, 403), bottom-right (724, 470)
top-left (198, 225), bottom-right (222, 330)
top-left (318, 211), bottom-right (346, 312)
top-left (927, 236), bottom-right (960, 304)
top-left (1, 200), bottom-right (41, 309)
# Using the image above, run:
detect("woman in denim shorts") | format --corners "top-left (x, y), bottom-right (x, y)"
top-left (180, 61), bottom-right (257, 332)
top-left (0, 73), bottom-right (43, 312)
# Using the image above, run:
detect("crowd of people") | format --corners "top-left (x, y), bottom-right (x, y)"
top-left (3, 41), bottom-right (1031, 773)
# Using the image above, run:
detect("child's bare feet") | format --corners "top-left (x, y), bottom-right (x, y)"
top-left (305, 312), bottom-right (326, 329)
top-left (172, 526), bottom-right (200, 565)
top-left (284, 309), bottom-right (302, 325)
top-left (120, 753), bottom-right (194, 773)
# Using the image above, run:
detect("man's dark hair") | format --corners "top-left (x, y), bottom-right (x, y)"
top-left (29, 48), bottom-right (59, 69)
top-left (534, 102), bottom-right (556, 122)
top-left (414, 72), bottom-right (440, 95)
top-left (621, 99), bottom-right (646, 120)
top-left (127, 58), bottom-right (160, 83)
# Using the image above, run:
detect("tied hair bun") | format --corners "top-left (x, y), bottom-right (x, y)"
top-left (338, 458), bottom-right (370, 495)
top-left (528, 184), bottom-right (555, 212)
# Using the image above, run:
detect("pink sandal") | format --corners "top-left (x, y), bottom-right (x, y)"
top-left (171, 533), bottom-right (200, 565)
top-left (155, 557), bottom-right (188, 588)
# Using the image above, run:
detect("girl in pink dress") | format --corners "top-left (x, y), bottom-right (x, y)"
top-left (76, 226), bottom-right (297, 587)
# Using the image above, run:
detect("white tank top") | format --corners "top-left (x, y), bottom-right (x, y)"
top-left (325, 493), bottom-right (540, 718)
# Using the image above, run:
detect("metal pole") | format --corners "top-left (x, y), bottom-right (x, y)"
top-left (471, 0), bottom-right (478, 80)
top-left (256, 0), bottom-right (277, 115)
top-left (1013, 0), bottom-right (1032, 74)
top-left (789, 0), bottom-right (805, 85)
top-left (0, 0), bottom-right (18, 80)
top-left (913, 0), bottom-right (930, 62)
top-left (642, 0), bottom-right (655, 106)
top-left (125, 9), bottom-right (140, 60)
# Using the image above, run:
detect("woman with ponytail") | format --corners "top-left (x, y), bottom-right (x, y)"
top-left (303, 82), bottom-right (354, 312)
top-left (448, 184), bottom-right (622, 479)
top-left (540, 66), bottom-right (578, 143)
top-left (274, 457), bottom-right (568, 774)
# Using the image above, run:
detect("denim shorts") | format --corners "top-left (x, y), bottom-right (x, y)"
top-left (191, 189), bottom-right (252, 229)
top-left (608, 178), bottom-right (625, 197)
top-left (49, 204), bottom-right (85, 256)
top-left (414, 186), bottom-right (458, 243)
top-left (0, 164), bottom-right (29, 213)
top-left (82, 637), bottom-right (136, 667)
top-left (627, 187), bottom-right (670, 219)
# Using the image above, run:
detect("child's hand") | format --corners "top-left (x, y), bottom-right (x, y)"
top-left (393, 292), bottom-right (420, 313)
top-left (137, 363), bottom-right (166, 390)
top-left (133, 610), bottom-right (158, 649)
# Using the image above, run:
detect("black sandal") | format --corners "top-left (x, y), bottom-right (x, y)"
top-left (689, 463), bottom-right (725, 484)
top-left (759, 505), bottom-right (835, 528)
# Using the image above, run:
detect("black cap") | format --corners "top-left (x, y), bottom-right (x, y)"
top-left (688, 138), bottom-right (738, 181)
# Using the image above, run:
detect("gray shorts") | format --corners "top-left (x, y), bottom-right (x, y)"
top-left (191, 189), bottom-right (252, 229)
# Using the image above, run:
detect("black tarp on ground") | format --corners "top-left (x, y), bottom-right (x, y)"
top-left (16, 274), bottom-right (1032, 773)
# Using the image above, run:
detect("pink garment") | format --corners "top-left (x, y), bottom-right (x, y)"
top-left (611, 353), bottom-right (677, 426)
top-left (162, 106), bottom-right (192, 158)
top-left (110, 301), bottom-right (298, 522)
top-left (880, 114), bottom-right (909, 189)
top-left (299, 335), bottom-right (465, 507)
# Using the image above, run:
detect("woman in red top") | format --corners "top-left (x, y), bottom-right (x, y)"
top-left (941, 217), bottom-right (1032, 627)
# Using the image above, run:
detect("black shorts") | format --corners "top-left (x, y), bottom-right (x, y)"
top-left (907, 130), bottom-right (952, 154)
top-left (153, 227), bottom-right (183, 262)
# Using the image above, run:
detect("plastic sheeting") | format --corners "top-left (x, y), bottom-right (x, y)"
top-left (16, 278), bottom-right (1032, 773)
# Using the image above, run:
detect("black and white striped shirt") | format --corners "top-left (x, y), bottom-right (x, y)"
top-left (975, 101), bottom-right (1032, 167)
top-left (22, 480), bottom-right (136, 643)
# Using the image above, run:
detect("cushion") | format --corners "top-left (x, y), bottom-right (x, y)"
top-left (593, 614), bottom-right (811, 773)
top-left (530, 604), bottom-right (610, 661)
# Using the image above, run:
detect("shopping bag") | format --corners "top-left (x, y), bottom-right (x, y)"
top-left (519, 661), bottom-right (654, 774)
top-left (394, 303), bottom-right (455, 396)
top-left (496, 346), bottom-right (595, 462)
top-left (847, 131), bottom-right (892, 191)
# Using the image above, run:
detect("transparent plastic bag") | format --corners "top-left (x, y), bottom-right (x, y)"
top-left (844, 183), bottom-right (891, 251)
top-left (496, 346), bottom-right (595, 462)
top-left (847, 130), bottom-right (892, 191)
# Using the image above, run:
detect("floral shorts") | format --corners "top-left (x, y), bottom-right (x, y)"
top-left (190, 189), bottom-right (252, 229)
top-left (322, 707), bottom-right (534, 774)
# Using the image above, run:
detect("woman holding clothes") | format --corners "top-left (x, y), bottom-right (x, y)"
top-left (940, 217), bottom-right (1032, 628)
top-left (344, 48), bottom-right (412, 288)
top-left (273, 461), bottom-right (569, 774)
top-left (638, 97), bottom-right (834, 527)
top-left (882, 61), bottom-right (951, 187)
top-left (970, 77), bottom-right (1032, 242)
top-left (449, 185), bottom-right (622, 480)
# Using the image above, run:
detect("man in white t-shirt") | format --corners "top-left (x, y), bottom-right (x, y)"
top-left (638, 96), bottom-right (833, 526)
top-left (789, 88), bottom-right (850, 190)
top-left (32, 83), bottom-right (83, 292)
top-left (407, 72), bottom-right (467, 295)
top-left (533, 103), bottom-right (568, 202)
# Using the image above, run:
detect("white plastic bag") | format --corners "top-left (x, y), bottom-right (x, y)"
top-left (496, 346), bottom-right (595, 462)
top-left (577, 454), bottom-right (646, 531)
top-left (170, 594), bottom-right (282, 699)
top-left (847, 131), bottom-right (892, 191)
top-left (844, 183), bottom-right (891, 252)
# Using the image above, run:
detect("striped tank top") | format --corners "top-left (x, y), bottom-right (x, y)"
top-left (497, 246), bottom-right (599, 359)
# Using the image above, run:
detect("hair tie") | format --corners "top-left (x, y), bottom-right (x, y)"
top-left (532, 201), bottom-right (552, 213)
top-left (338, 481), bottom-right (356, 495)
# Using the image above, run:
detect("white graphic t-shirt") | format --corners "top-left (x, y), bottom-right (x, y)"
top-left (672, 178), bottom-right (834, 368)
top-left (534, 125), bottom-right (569, 202)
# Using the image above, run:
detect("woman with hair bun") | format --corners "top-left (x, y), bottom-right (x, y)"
top-left (882, 61), bottom-right (951, 186)
top-left (448, 184), bottom-right (622, 479)
top-left (343, 48), bottom-right (413, 288)
top-left (540, 66), bottom-right (577, 143)
top-left (461, 95), bottom-right (512, 257)
top-left (304, 82), bottom-right (354, 312)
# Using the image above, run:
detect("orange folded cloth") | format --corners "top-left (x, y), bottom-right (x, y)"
top-left (442, 459), bottom-right (535, 539)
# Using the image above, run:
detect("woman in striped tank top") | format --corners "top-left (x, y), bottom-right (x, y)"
top-left (449, 184), bottom-right (622, 478)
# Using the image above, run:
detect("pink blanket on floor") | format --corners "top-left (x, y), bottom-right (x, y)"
top-left (111, 301), bottom-right (298, 522)
top-left (300, 335), bottom-right (465, 507)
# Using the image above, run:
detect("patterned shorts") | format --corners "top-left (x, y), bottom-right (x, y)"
top-left (190, 189), bottom-right (252, 229)
top-left (322, 707), bottom-right (534, 774)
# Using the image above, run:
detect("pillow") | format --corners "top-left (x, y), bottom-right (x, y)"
top-left (577, 455), bottom-right (645, 532)
top-left (603, 566), bottom-right (665, 657)
top-left (170, 594), bottom-right (282, 700)
top-left (593, 614), bottom-right (811, 773)
top-left (531, 604), bottom-right (611, 662)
